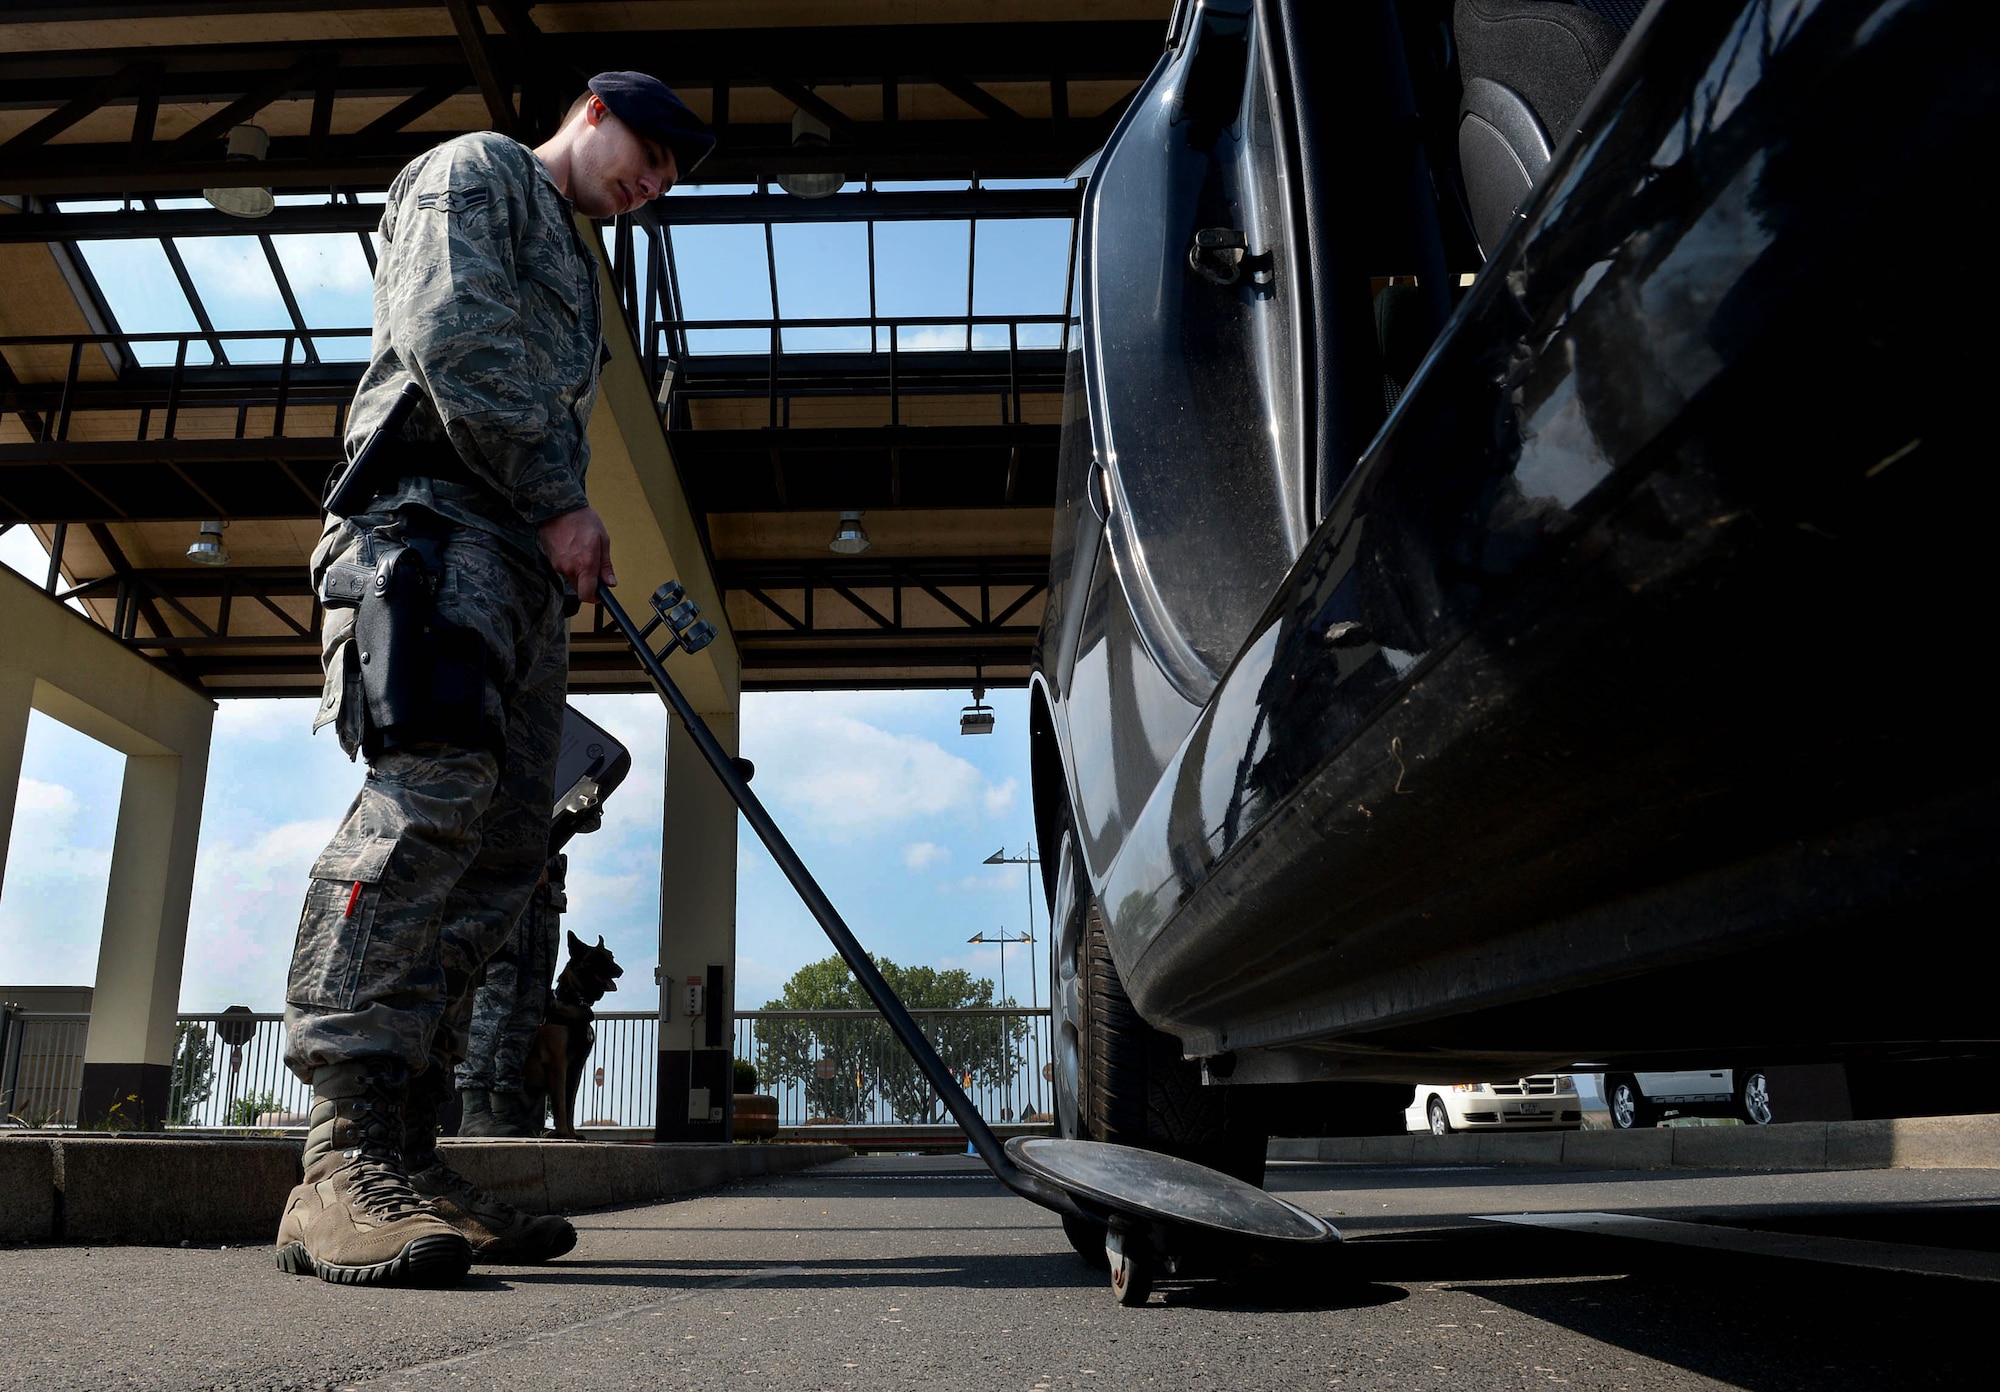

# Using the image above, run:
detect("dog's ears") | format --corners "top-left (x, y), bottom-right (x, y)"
top-left (568, 929), bottom-right (586, 954)
top-left (597, 935), bottom-right (607, 949)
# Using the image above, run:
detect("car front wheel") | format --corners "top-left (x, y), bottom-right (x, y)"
top-left (1049, 832), bottom-right (1265, 1266)
top-left (1427, 1096), bottom-right (1453, 1136)
top-left (1607, 1076), bottom-right (1653, 1130)
top-left (1735, 1069), bottom-right (1774, 1125)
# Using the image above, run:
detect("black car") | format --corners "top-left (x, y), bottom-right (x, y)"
top-left (1028, 0), bottom-right (1996, 1231)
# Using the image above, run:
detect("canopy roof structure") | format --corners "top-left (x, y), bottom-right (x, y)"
top-left (0, 0), bottom-right (1170, 696)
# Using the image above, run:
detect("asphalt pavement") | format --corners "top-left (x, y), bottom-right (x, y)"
top-left (3, 1153), bottom-right (1994, 1391)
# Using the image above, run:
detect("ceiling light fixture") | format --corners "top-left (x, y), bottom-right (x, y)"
top-left (828, 509), bottom-right (870, 555)
top-left (961, 664), bottom-right (995, 735)
top-left (960, 686), bottom-right (995, 736)
top-left (203, 124), bottom-right (275, 219)
top-left (779, 106), bottom-right (844, 200)
top-left (186, 519), bottom-right (230, 566)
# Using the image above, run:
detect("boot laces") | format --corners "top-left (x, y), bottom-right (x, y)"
top-left (340, 1144), bottom-right (433, 1222)
top-left (420, 1160), bottom-right (519, 1224)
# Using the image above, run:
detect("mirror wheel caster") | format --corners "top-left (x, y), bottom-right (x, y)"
top-left (1105, 1225), bottom-right (1154, 1306)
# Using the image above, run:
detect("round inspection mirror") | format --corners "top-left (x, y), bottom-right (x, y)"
top-left (1006, 1136), bottom-right (1339, 1245)
top-left (215, 1004), bottom-right (259, 1048)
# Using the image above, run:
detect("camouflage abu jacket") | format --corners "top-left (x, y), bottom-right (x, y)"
top-left (335, 131), bottom-right (603, 556)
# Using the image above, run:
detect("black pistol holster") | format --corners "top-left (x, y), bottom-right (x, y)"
top-left (320, 520), bottom-right (495, 757)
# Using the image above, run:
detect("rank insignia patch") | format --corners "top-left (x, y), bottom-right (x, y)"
top-left (417, 187), bottom-right (491, 214)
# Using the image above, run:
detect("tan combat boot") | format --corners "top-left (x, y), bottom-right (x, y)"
top-left (404, 1070), bottom-right (577, 1263)
top-left (274, 1060), bottom-right (472, 1287)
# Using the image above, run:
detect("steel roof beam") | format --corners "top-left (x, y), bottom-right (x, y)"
top-left (0, 62), bottom-right (157, 155)
top-left (0, 22), bottom-right (1161, 88)
top-left (0, 124), bottom-right (1111, 196)
top-left (443, 0), bottom-right (519, 140)
top-left (0, 187), bottom-right (1077, 242)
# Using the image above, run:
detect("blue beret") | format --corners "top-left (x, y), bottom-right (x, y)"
top-left (587, 71), bottom-right (717, 180)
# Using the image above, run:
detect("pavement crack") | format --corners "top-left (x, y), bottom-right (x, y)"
top-left (340, 1265), bottom-right (809, 1389)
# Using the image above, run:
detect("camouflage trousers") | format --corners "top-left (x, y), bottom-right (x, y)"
top-left (284, 511), bottom-right (568, 1082)
top-left (455, 855), bottom-right (564, 1093)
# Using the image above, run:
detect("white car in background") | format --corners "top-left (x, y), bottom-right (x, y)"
top-left (1601, 1069), bottom-right (1774, 1129)
top-left (1407, 1076), bottom-right (1583, 1135)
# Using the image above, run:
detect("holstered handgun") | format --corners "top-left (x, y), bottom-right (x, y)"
top-left (354, 538), bottom-right (437, 744)
top-left (323, 380), bottom-right (427, 519)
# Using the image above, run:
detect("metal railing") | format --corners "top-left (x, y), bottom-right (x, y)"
top-left (160, 1012), bottom-right (665, 1131)
top-left (574, 1013), bottom-right (658, 1129)
top-left (1, 1006), bottom-right (1053, 1134)
top-left (735, 1007), bottom-right (1053, 1128)
top-left (166, 1012), bottom-right (311, 1128)
top-left (0, 1010), bottom-right (89, 1126)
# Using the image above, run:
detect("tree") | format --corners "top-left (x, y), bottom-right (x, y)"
top-left (168, 1021), bottom-right (214, 1126)
top-left (229, 1089), bottom-right (282, 1127)
top-left (757, 954), bottom-right (1027, 1124)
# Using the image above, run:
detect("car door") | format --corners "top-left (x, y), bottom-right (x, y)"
top-left (1637, 1070), bottom-right (1730, 1104)
top-left (1080, 0), bottom-right (1311, 705)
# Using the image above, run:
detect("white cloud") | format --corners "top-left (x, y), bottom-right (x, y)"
top-left (0, 773), bottom-right (116, 987)
top-left (0, 526), bottom-right (50, 587)
top-left (903, 841), bottom-right (949, 871)
top-left (982, 778), bottom-right (1019, 817)
top-left (177, 815), bottom-right (338, 1007)
top-left (214, 700), bottom-right (321, 744)
top-left (13, 778), bottom-right (79, 815)
top-left (743, 700), bottom-right (1015, 841)
top-left (898, 326), bottom-right (972, 350)
top-left (947, 863), bottom-right (1028, 897)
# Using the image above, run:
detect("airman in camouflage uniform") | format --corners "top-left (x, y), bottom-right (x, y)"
top-left (275, 73), bottom-right (712, 1289)
top-left (457, 852), bottom-right (567, 1136)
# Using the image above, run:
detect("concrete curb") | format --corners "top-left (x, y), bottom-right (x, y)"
top-left (0, 1136), bottom-right (849, 1245)
top-left (1269, 1113), bottom-right (2000, 1171)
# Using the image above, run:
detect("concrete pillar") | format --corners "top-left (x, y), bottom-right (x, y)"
top-left (0, 568), bottom-right (214, 1127)
top-left (653, 708), bottom-right (740, 1142)
top-left (78, 747), bottom-right (210, 1126)
top-left (0, 664), bottom-right (32, 904)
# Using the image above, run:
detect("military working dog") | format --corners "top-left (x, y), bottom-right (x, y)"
top-left (524, 931), bottom-right (623, 1138)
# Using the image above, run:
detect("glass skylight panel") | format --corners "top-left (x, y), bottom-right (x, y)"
top-left (268, 234), bottom-right (375, 361)
top-left (872, 220), bottom-right (970, 351)
top-left (972, 218), bottom-right (1072, 348)
top-left (772, 221), bottom-right (870, 353)
top-left (66, 239), bottom-right (208, 367)
top-left (668, 223), bottom-right (772, 354)
top-left (174, 236), bottom-right (292, 364)
top-left (666, 183), bottom-right (757, 197)
top-left (978, 178), bottom-right (1079, 190)
top-left (870, 179), bottom-right (973, 192)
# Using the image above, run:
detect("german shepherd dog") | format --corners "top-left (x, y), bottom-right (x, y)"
top-left (525, 931), bottom-right (623, 1138)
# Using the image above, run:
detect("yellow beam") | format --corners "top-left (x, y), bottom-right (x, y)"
top-left (575, 213), bottom-right (738, 715)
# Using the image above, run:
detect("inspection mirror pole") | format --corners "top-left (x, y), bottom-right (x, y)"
top-left (596, 584), bottom-right (1085, 1221)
